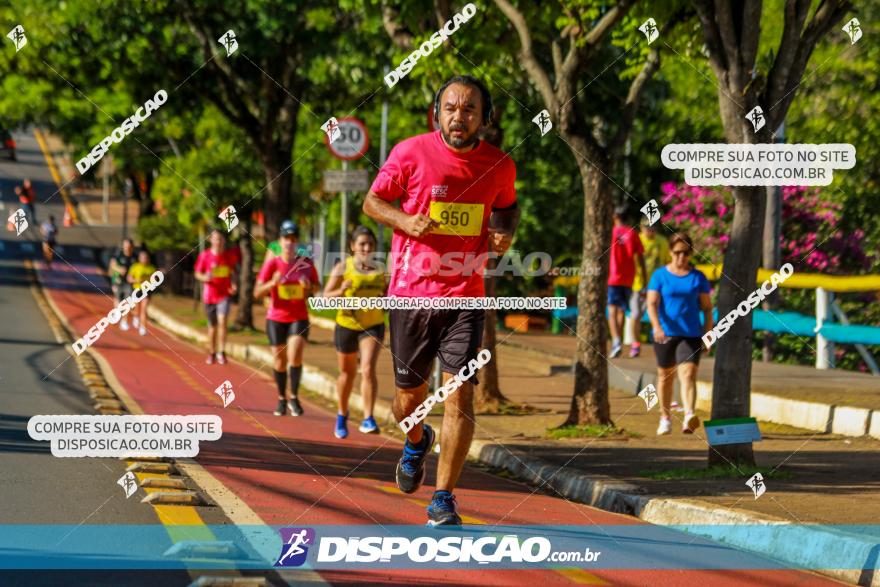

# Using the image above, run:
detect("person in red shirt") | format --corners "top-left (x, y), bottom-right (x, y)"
top-left (363, 75), bottom-right (519, 527)
top-left (255, 221), bottom-right (320, 417)
top-left (15, 178), bottom-right (36, 224)
top-left (194, 228), bottom-right (238, 365)
top-left (608, 205), bottom-right (647, 359)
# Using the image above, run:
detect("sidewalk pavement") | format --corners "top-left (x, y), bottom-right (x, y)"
top-left (505, 331), bottom-right (880, 432)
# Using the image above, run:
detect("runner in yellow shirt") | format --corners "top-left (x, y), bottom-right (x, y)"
top-left (630, 218), bottom-right (671, 354)
top-left (322, 226), bottom-right (387, 439)
top-left (127, 250), bottom-right (157, 336)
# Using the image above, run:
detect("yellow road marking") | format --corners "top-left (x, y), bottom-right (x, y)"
top-left (376, 484), bottom-right (609, 584)
top-left (555, 568), bottom-right (610, 585)
top-left (126, 463), bottom-right (214, 542)
top-left (33, 128), bottom-right (79, 223)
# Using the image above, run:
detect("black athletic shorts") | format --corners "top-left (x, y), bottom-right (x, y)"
top-left (266, 318), bottom-right (310, 346)
top-left (389, 308), bottom-right (484, 389)
top-left (112, 281), bottom-right (133, 302)
top-left (654, 336), bottom-right (703, 368)
top-left (334, 323), bottom-right (385, 354)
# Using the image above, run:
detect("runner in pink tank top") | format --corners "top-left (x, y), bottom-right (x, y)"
top-left (363, 75), bottom-right (520, 527)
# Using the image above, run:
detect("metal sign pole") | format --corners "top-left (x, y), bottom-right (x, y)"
top-left (341, 160), bottom-right (348, 259)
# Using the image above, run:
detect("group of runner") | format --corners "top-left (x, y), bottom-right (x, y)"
top-left (606, 206), bottom-right (713, 435)
top-left (10, 178), bottom-right (59, 269)
top-left (250, 219), bottom-right (385, 435)
top-left (108, 239), bottom-right (158, 336)
top-left (99, 74), bottom-right (716, 528)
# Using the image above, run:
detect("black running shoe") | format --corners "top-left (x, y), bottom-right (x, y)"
top-left (288, 398), bottom-right (304, 416)
top-left (395, 424), bottom-right (435, 494)
top-left (273, 399), bottom-right (286, 416)
top-left (427, 491), bottom-right (462, 527)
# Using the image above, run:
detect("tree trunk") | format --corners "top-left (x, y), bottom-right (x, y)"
top-left (234, 210), bottom-right (256, 330)
top-left (564, 138), bottom-right (614, 426)
top-left (475, 117), bottom-right (507, 410)
top-left (708, 185), bottom-right (765, 466)
top-left (476, 255), bottom-right (508, 409)
top-left (260, 146), bottom-right (293, 243)
top-left (140, 170), bottom-right (156, 218)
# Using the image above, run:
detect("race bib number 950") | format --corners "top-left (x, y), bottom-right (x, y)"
top-left (429, 202), bottom-right (484, 237)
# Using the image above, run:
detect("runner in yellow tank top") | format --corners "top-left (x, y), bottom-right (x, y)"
top-left (323, 226), bottom-right (387, 439)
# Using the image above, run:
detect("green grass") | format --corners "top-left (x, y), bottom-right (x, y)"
top-left (309, 308), bottom-right (336, 320)
top-left (639, 464), bottom-right (794, 481)
top-left (546, 424), bottom-right (638, 439)
top-left (756, 420), bottom-right (817, 435)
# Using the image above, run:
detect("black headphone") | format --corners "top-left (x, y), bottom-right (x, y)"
top-left (433, 75), bottom-right (494, 126)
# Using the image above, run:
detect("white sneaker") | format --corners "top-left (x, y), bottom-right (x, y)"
top-left (138, 326), bottom-right (146, 336)
top-left (120, 319), bottom-right (130, 331)
top-left (657, 418), bottom-right (672, 435)
top-left (609, 342), bottom-right (623, 359)
top-left (683, 412), bottom-right (700, 434)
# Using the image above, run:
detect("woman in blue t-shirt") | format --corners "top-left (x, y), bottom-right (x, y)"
top-left (646, 232), bottom-right (714, 436)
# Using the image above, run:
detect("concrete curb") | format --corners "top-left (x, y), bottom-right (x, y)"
top-left (870, 411), bottom-right (880, 441)
top-left (148, 304), bottom-right (876, 585)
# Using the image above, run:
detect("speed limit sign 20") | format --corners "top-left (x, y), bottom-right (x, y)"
top-left (325, 117), bottom-right (369, 161)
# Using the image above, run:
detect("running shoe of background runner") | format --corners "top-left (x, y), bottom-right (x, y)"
top-left (396, 424), bottom-right (435, 494)
top-left (288, 398), bottom-right (304, 416)
top-left (359, 416), bottom-right (379, 434)
top-left (427, 491), bottom-right (462, 527)
top-left (273, 399), bottom-right (286, 416)
top-left (683, 412), bottom-right (700, 434)
top-left (335, 414), bottom-right (348, 439)
top-left (610, 342), bottom-right (622, 358)
top-left (657, 417), bottom-right (672, 435)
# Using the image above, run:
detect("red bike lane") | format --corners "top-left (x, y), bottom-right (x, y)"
top-left (38, 262), bottom-right (841, 586)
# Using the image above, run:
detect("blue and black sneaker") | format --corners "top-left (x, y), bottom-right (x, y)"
top-left (427, 490), bottom-right (462, 527)
top-left (395, 424), bottom-right (435, 494)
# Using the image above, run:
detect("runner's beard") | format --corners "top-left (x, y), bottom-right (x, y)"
top-left (442, 125), bottom-right (478, 149)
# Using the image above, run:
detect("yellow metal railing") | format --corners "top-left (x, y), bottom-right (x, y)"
top-left (552, 266), bottom-right (880, 293)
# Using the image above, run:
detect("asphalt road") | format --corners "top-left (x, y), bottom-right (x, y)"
top-left (0, 130), bottom-right (231, 586)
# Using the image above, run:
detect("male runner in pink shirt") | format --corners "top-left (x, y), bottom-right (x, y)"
top-left (363, 75), bottom-right (519, 526)
top-left (194, 228), bottom-right (238, 364)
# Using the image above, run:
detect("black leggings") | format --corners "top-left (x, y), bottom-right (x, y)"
top-left (654, 337), bottom-right (703, 368)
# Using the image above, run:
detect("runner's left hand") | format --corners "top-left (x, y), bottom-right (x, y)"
top-left (488, 230), bottom-right (512, 254)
